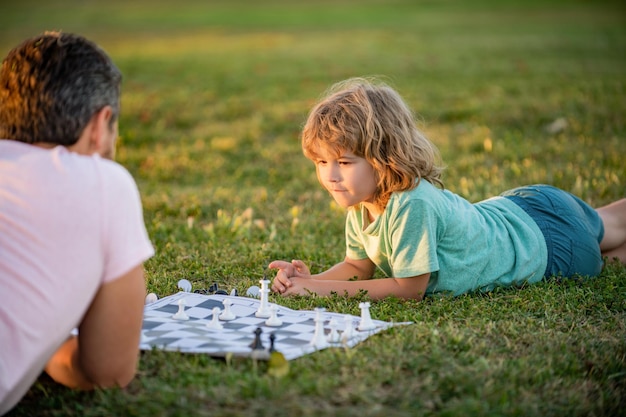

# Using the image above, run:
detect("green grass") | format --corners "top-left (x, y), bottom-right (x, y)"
top-left (2, 0), bottom-right (626, 416)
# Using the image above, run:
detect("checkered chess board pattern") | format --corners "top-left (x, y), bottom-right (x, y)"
top-left (141, 292), bottom-right (406, 360)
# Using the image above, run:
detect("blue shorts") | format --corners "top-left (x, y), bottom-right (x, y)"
top-left (502, 185), bottom-right (604, 278)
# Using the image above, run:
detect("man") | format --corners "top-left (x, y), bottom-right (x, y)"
top-left (0, 32), bottom-right (154, 414)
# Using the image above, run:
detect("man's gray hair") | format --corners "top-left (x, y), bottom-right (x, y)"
top-left (0, 31), bottom-right (121, 145)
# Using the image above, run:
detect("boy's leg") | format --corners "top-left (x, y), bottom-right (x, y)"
top-left (597, 198), bottom-right (626, 263)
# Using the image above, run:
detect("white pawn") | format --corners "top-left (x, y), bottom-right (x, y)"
top-left (219, 298), bottom-right (236, 321)
top-left (206, 307), bottom-right (224, 329)
top-left (265, 304), bottom-right (283, 327)
top-left (145, 293), bottom-right (158, 305)
top-left (341, 315), bottom-right (355, 342)
top-left (327, 318), bottom-right (341, 344)
top-left (172, 299), bottom-right (189, 321)
top-left (357, 302), bottom-right (376, 331)
top-left (310, 307), bottom-right (328, 348)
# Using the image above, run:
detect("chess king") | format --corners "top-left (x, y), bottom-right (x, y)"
top-left (0, 32), bottom-right (154, 414)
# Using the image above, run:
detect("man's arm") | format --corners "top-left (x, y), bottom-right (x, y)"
top-left (44, 264), bottom-right (146, 389)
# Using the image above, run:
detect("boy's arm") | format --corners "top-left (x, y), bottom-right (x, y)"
top-left (285, 269), bottom-right (430, 301)
top-left (270, 257), bottom-right (375, 294)
top-left (44, 264), bottom-right (146, 389)
top-left (313, 257), bottom-right (376, 281)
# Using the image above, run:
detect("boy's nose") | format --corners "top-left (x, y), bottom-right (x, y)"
top-left (326, 167), bottom-right (340, 182)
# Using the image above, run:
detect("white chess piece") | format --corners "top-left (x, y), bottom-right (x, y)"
top-left (206, 307), bottom-right (224, 329)
top-left (219, 298), bottom-right (236, 321)
top-left (341, 315), bottom-right (355, 342)
top-left (177, 279), bottom-right (192, 293)
top-left (310, 307), bottom-right (328, 348)
top-left (255, 279), bottom-right (271, 318)
top-left (357, 302), bottom-right (376, 331)
top-left (145, 293), bottom-right (158, 305)
top-left (246, 285), bottom-right (260, 297)
top-left (172, 299), bottom-right (189, 321)
top-left (327, 318), bottom-right (341, 343)
top-left (265, 304), bottom-right (283, 327)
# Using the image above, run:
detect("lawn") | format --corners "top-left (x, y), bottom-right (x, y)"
top-left (1, 0), bottom-right (625, 416)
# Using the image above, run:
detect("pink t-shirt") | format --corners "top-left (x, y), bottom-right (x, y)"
top-left (0, 141), bottom-right (154, 413)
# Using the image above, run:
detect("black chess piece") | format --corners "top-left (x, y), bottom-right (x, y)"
top-left (249, 327), bottom-right (264, 350)
top-left (269, 333), bottom-right (276, 352)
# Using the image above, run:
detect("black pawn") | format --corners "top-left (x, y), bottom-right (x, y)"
top-left (269, 333), bottom-right (276, 352)
top-left (249, 327), bottom-right (264, 350)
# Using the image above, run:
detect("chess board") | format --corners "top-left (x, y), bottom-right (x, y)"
top-left (141, 292), bottom-right (409, 360)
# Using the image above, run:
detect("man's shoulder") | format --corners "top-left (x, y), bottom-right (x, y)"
top-left (90, 154), bottom-right (134, 182)
top-left (52, 147), bottom-right (136, 187)
top-left (1, 141), bottom-right (138, 193)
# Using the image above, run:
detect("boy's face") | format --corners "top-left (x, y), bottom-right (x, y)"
top-left (312, 144), bottom-right (379, 213)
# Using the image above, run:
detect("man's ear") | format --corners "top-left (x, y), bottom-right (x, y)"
top-left (86, 106), bottom-right (114, 154)
top-left (70, 106), bottom-right (114, 156)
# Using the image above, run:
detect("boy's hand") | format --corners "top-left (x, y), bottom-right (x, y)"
top-left (268, 260), bottom-right (310, 293)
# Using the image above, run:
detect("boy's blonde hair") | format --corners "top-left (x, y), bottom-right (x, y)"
top-left (302, 77), bottom-right (444, 210)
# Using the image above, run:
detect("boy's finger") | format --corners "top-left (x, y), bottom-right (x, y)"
top-left (268, 260), bottom-right (290, 269)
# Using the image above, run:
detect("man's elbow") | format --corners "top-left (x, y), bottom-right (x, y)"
top-left (84, 359), bottom-right (138, 389)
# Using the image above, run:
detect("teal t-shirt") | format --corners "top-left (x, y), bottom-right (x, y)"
top-left (345, 180), bottom-right (548, 296)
